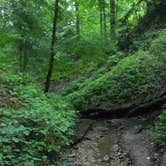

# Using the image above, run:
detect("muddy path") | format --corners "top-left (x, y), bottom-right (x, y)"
top-left (62, 116), bottom-right (165, 166)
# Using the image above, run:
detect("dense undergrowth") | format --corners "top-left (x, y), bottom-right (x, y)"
top-left (60, 29), bottom-right (166, 111)
top-left (0, 1), bottom-right (165, 164)
top-left (0, 71), bottom-right (75, 165)
top-left (154, 105), bottom-right (166, 148)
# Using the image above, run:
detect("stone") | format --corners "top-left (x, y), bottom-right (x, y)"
top-left (73, 119), bottom-right (94, 143)
top-left (103, 155), bottom-right (109, 161)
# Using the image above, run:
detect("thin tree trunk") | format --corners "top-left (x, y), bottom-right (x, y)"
top-left (44, 0), bottom-right (59, 93)
top-left (23, 42), bottom-right (28, 71)
top-left (64, 0), bottom-right (68, 26)
top-left (103, 3), bottom-right (107, 39)
top-left (75, 0), bottom-right (80, 40)
top-left (19, 44), bottom-right (23, 71)
top-left (110, 0), bottom-right (116, 40)
top-left (99, 0), bottom-right (103, 36)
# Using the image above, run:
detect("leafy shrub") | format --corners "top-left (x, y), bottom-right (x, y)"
top-left (0, 68), bottom-right (76, 165)
top-left (0, 68), bottom-right (43, 102)
top-left (150, 29), bottom-right (166, 56)
top-left (132, 29), bottom-right (162, 50)
top-left (0, 94), bottom-right (75, 165)
top-left (59, 51), bottom-right (126, 97)
top-left (154, 106), bottom-right (166, 147)
top-left (59, 30), bottom-right (166, 112)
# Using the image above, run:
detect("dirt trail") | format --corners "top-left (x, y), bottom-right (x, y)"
top-left (64, 116), bottom-right (164, 166)
top-left (119, 119), bottom-right (157, 166)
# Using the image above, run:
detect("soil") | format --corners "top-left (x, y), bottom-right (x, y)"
top-left (62, 115), bottom-right (165, 166)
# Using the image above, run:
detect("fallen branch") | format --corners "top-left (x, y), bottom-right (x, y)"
top-left (81, 95), bottom-right (166, 119)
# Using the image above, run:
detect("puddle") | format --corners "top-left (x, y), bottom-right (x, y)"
top-left (98, 124), bottom-right (116, 158)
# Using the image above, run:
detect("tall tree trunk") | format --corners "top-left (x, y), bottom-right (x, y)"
top-left (110, 0), bottom-right (116, 40)
top-left (44, 0), bottom-right (59, 93)
top-left (19, 42), bottom-right (23, 71)
top-left (64, 0), bottom-right (68, 26)
top-left (22, 42), bottom-right (28, 71)
top-left (99, 0), bottom-right (103, 36)
top-left (103, 3), bottom-right (107, 39)
top-left (75, 0), bottom-right (80, 40)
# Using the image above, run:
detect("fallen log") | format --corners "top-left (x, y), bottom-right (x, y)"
top-left (81, 95), bottom-right (166, 119)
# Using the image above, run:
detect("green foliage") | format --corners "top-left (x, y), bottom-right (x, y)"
top-left (0, 68), bottom-right (41, 100)
top-left (59, 51), bottom-right (126, 96)
top-left (150, 29), bottom-right (166, 56)
top-left (132, 29), bottom-right (166, 51)
top-left (60, 30), bottom-right (166, 111)
top-left (154, 106), bottom-right (166, 147)
top-left (0, 96), bottom-right (75, 165)
top-left (0, 68), bottom-right (75, 165)
top-left (0, 0), bottom-right (151, 80)
top-left (0, 1), bottom-right (165, 164)
top-left (0, 92), bottom-right (75, 165)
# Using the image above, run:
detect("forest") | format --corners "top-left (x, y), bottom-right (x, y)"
top-left (0, 0), bottom-right (165, 165)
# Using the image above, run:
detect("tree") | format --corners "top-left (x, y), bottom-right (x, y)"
top-left (99, 0), bottom-right (103, 36)
top-left (45, 0), bottom-right (60, 93)
top-left (103, 2), bottom-right (107, 38)
top-left (0, 0), bottom-right (52, 72)
top-left (98, 0), bottom-right (107, 39)
top-left (110, 0), bottom-right (116, 40)
top-left (75, 0), bottom-right (80, 39)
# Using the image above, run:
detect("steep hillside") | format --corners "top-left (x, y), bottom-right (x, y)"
top-left (60, 28), bottom-right (166, 114)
